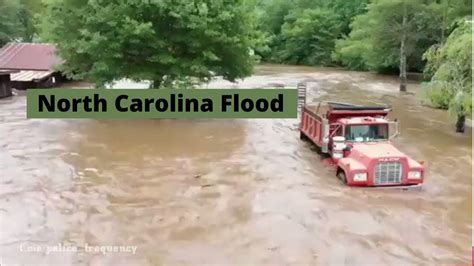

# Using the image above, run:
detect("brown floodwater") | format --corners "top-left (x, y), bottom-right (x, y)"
top-left (0, 64), bottom-right (472, 265)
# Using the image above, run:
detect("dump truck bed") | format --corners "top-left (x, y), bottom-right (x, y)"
top-left (299, 102), bottom-right (391, 153)
top-left (300, 105), bottom-right (329, 152)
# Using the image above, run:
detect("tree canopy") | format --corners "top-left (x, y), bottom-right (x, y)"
top-left (276, 8), bottom-right (341, 65)
top-left (256, 0), bottom-right (368, 65)
top-left (0, 0), bottom-right (42, 46)
top-left (0, 0), bottom-right (22, 47)
top-left (40, 0), bottom-right (260, 88)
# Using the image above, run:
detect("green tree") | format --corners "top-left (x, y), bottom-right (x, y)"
top-left (0, 0), bottom-right (22, 47)
top-left (255, 0), bottom-right (294, 61)
top-left (257, 0), bottom-right (294, 36)
top-left (0, 0), bottom-right (44, 47)
top-left (275, 8), bottom-right (341, 65)
top-left (332, 13), bottom-right (373, 71)
top-left (333, 0), bottom-right (444, 91)
top-left (423, 20), bottom-right (472, 132)
top-left (433, 0), bottom-right (471, 41)
top-left (18, 0), bottom-right (44, 42)
top-left (325, 0), bottom-right (368, 36)
top-left (41, 0), bottom-right (259, 88)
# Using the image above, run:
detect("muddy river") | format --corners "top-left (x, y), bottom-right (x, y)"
top-left (0, 65), bottom-right (472, 265)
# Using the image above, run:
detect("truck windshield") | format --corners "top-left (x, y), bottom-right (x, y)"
top-left (345, 124), bottom-right (388, 142)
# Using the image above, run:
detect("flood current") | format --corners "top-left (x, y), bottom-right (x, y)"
top-left (0, 65), bottom-right (471, 265)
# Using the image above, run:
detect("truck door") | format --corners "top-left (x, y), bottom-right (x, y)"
top-left (328, 124), bottom-right (342, 152)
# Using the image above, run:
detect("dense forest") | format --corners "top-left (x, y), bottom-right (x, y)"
top-left (257, 0), bottom-right (470, 72)
top-left (0, 0), bottom-right (472, 131)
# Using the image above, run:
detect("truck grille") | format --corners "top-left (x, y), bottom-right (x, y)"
top-left (374, 162), bottom-right (402, 185)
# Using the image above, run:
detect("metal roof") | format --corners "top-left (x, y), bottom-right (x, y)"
top-left (10, 70), bottom-right (53, 82)
top-left (0, 70), bottom-right (18, 75)
top-left (0, 43), bottom-right (62, 71)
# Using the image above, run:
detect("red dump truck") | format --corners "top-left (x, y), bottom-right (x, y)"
top-left (299, 89), bottom-right (424, 187)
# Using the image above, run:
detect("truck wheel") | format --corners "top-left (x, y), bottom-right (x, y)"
top-left (300, 132), bottom-right (308, 141)
top-left (337, 171), bottom-right (347, 185)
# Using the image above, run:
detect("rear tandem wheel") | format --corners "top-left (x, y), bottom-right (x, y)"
top-left (300, 131), bottom-right (309, 141)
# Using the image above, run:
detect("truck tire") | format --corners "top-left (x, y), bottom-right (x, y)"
top-left (337, 170), bottom-right (347, 185)
top-left (300, 132), bottom-right (308, 141)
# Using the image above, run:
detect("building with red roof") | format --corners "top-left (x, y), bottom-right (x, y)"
top-left (0, 43), bottom-right (63, 90)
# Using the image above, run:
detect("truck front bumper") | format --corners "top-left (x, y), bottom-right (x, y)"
top-left (365, 183), bottom-right (423, 190)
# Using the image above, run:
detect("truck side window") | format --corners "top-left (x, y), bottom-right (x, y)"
top-left (336, 126), bottom-right (343, 136)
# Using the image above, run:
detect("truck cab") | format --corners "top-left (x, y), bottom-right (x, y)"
top-left (332, 117), bottom-right (424, 186)
top-left (299, 101), bottom-right (424, 187)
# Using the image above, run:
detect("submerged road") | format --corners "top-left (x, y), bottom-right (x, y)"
top-left (0, 65), bottom-right (471, 265)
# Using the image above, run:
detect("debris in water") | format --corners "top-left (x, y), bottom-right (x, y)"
top-left (84, 168), bottom-right (98, 173)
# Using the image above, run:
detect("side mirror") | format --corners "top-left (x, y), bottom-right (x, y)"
top-left (388, 120), bottom-right (400, 139)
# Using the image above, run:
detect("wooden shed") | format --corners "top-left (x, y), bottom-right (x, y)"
top-left (0, 43), bottom-right (63, 90)
top-left (0, 70), bottom-right (17, 98)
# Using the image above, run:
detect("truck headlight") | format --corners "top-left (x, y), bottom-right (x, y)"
top-left (408, 171), bottom-right (422, 179)
top-left (353, 173), bottom-right (367, 182)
